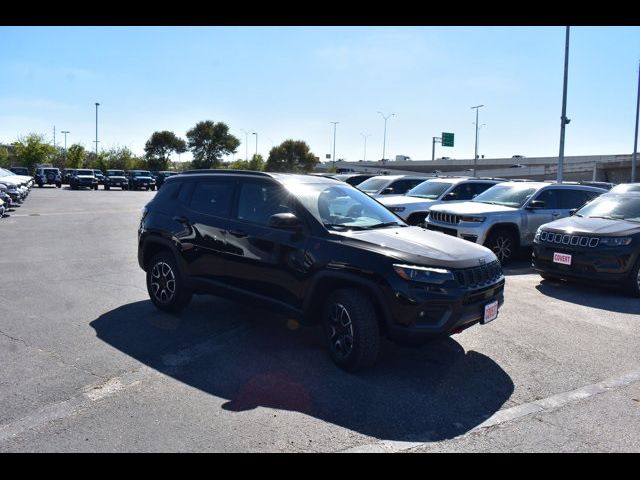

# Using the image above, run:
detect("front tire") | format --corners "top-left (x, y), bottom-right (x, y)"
top-left (146, 251), bottom-right (192, 313)
top-left (625, 258), bottom-right (640, 297)
top-left (485, 229), bottom-right (517, 265)
top-left (322, 288), bottom-right (380, 372)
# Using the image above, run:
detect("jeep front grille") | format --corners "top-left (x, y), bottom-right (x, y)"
top-left (429, 211), bottom-right (461, 224)
top-left (539, 231), bottom-right (599, 248)
top-left (455, 261), bottom-right (503, 288)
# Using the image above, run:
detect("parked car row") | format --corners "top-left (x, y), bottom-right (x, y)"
top-left (0, 167), bottom-right (34, 217)
top-left (56, 168), bottom-right (179, 191)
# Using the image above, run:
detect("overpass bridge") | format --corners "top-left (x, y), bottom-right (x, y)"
top-left (331, 154), bottom-right (636, 183)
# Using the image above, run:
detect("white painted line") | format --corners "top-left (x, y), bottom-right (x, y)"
top-left (9, 209), bottom-right (141, 218)
top-left (341, 367), bottom-right (640, 453)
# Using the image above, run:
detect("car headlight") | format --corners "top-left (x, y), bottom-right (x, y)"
top-left (393, 264), bottom-right (454, 284)
top-left (599, 237), bottom-right (632, 247)
top-left (389, 206), bottom-right (405, 212)
top-left (460, 216), bottom-right (485, 223)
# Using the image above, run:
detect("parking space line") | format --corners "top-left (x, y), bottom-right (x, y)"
top-left (341, 368), bottom-right (640, 453)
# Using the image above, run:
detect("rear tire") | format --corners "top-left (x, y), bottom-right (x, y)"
top-left (322, 288), bottom-right (380, 372)
top-left (146, 251), bottom-right (193, 313)
top-left (485, 229), bottom-right (517, 265)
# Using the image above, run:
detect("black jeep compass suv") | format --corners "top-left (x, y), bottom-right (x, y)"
top-left (138, 171), bottom-right (505, 371)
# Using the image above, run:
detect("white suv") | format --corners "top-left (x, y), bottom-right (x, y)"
top-left (379, 177), bottom-right (504, 225)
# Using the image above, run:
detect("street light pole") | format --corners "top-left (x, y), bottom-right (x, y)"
top-left (632, 61), bottom-right (640, 183)
top-left (377, 111), bottom-right (395, 162)
top-left (330, 121), bottom-right (339, 168)
top-left (360, 133), bottom-right (371, 161)
top-left (557, 26), bottom-right (571, 183)
top-left (94, 103), bottom-right (100, 158)
top-left (241, 129), bottom-right (251, 161)
top-left (61, 131), bottom-right (70, 160)
top-left (252, 132), bottom-right (258, 159)
top-left (471, 105), bottom-right (484, 177)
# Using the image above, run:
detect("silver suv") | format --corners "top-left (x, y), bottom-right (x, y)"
top-left (378, 177), bottom-right (504, 225)
top-left (424, 181), bottom-right (607, 263)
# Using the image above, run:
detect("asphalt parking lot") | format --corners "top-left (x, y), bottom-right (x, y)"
top-left (1, 186), bottom-right (639, 452)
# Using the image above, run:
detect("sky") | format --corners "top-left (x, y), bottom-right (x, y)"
top-left (1, 26), bottom-right (639, 164)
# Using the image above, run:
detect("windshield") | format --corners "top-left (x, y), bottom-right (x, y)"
top-left (610, 184), bottom-right (640, 194)
top-left (285, 182), bottom-right (406, 231)
top-left (76, 170), bottom-right (94, 175)
top-left (576, 194), bottom-right (640, 222)
top-left (473, 184), bottom-right (539, 208)
top-left (132, 171), bottom-right (151, 177)
top-left (356, 177), bottom-right (391, 193)
top-left (44, 169), bottom-right (58, 175)
top-left (0, 168), bottom-right (16, 176)
top-left (107, 170), bottom-right (125, 176)
top-left (406, 181), bottom-right (452, 199)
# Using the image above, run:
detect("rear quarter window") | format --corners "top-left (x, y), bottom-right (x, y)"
top-left (153, 181), bottom-right (182, 203)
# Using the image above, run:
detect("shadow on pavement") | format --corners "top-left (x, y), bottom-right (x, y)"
top-left (535, 279), bottom-right (640, 314)
top-left (90, 296), bottom-right (514, 442)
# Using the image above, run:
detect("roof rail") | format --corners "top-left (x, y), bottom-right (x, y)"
top-left (182, 169), bottom-right (270, 177)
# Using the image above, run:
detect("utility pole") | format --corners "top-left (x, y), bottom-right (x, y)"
top-left (330, 121), bottom-right (339, 168)
top-left (241, 129), bottom-right (251, 161)
top-left (53, 126), bottom-right (56, 149)
top-left (632, 61), bottom-right (640, 182)
top-left (471, 105), bottom-right (484, 177)
top-left (557, 26), bottom-right (571, 183)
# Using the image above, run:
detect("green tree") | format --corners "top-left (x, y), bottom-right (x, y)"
top-left (12, 133), bottom-right (57, 172)
top-left (265, 140), bottom-right (319, 173)
top-left (186, 121), bottom-right (240, 169)
top-left (65, 144), bottom-right (86, 169)
top-left (0, 146), bottom-right (9, 168)
top-left (102, 146), bottom-right (137, 171)
top-left (248, 154), bottom-right (265, 171)
top-left (227, 159), bottom-right (250, 170)
top-left (144, 131), bottom-right (187, 171)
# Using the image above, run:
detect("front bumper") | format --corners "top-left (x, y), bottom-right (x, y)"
top-left (382, 275), bottom-right (505, 343)
top-left (424, 219), bottom-right (489, 245)
top-left (532, 241), bottom-right (638, 284)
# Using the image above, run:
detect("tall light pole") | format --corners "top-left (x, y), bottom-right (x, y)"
top-left (557, 26), bottom-right (571, 183)
top-left (53, 126), bottom-right (56, 148)
top-left (632, 61), bottom-right (640, 182)
top-left (94, 102), bottom-right (100, 158)
top-left (330, 121), bottom-right (339, 168)
top-left (377, 111), bottom-right (395, 162)
top-left (471, 105), bottom-right (484, 177)
top-left (360, 133), bottom-right (371, 161)
top-left (241, 129), bottom-right (251, 160)
top-left (252, 132), bottom-right (258, 159)
top-left (475, 123), bottom-right (486, 159)
top-left (61, 130), bottom-right (70, 160)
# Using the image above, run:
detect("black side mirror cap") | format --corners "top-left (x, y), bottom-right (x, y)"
top-left (268, 212), bottom-right (302, 230)
top-left (380, 187), bottom-right (394, 195)
top-left (569, 208), bottom-right (578, 216)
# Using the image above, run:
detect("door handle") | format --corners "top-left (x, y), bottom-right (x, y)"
top-left (173, 215), bottom-right (190, 224)
top-left (229, 229), bottom-right (248, 238)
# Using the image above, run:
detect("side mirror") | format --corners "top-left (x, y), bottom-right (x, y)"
top-left (444, 192), bottom-right (458, 200)
top-left (269, 212), bottom-right (302, 230)
top-left (569, 208), bottom-right (578, 216)
top-left (527, 200), bottom-right (546, 209)
top-left (380, 187), bottom-right (394, 195)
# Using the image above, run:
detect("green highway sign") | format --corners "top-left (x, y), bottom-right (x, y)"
top-left (442, 132), bottom-right (454, 147)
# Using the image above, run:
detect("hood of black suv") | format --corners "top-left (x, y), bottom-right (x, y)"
top-left (542, 216), bottom-right (640, 236)
top-left (333, 226), bottom-right (497, 269)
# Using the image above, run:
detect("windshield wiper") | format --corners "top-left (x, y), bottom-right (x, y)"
top-left (323, 223), bottom-right (369, 231)
top-left (366, 221), bottom-right (406, 229)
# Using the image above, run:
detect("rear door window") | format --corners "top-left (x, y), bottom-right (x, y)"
top-left (189, 180), bottom-right (235, 218)
top-left (556, 189), bottom-right (587, 209)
